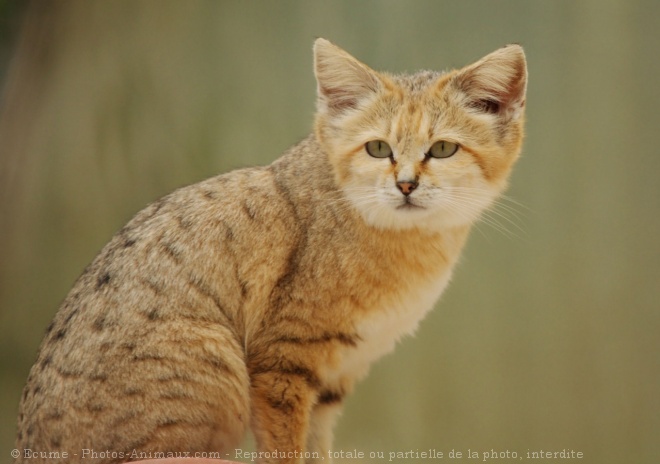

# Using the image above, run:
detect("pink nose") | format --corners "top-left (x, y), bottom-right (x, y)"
top-left (397, 180), bottom-right (417, 196)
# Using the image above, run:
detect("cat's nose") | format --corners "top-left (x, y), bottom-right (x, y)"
top-left (396, 180), bottom-right (418, 196)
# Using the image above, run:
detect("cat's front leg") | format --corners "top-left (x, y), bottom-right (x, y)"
top-left (305, 391), bottom-right (345, 464)
top-left (250, 369), bottom-right (317, 464)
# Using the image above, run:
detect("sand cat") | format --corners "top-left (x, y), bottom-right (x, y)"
top-left (15, 38), bottom-right (527, 463)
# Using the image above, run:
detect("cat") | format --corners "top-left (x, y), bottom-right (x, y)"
top-left (15, 38), bottom-right (527, 464)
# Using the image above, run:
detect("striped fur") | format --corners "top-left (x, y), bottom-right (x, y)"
top-left (15, 39), bottom-right (526, 464)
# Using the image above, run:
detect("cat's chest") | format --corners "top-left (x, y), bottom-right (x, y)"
top-left (323, 269), bottom-right (452, 385)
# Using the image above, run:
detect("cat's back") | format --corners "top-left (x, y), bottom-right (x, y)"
top-left (47, 150), bottom-right (305, 343)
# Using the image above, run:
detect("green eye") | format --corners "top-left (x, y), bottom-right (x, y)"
top-left (428, 141), bottom-right (459, 159)
top-left (365, 140), bottom-right (393, 159)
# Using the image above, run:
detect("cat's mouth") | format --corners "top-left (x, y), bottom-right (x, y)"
top-left (396, 199), bottom-right (424, 211)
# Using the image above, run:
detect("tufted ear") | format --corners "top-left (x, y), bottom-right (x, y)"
top-left (313, 38), bottom-right (382, 115)
top-left (452, 44), bottom-right (527, 121)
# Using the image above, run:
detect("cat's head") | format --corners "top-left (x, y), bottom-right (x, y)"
top-left (313, 38), bottom-right (527, 231)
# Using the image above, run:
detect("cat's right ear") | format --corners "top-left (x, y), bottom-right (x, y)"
top-left (313, 39), bottom-right (381, 115)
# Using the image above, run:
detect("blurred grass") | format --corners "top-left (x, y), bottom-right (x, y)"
top-left (1, 1), bottom-right (659, 463)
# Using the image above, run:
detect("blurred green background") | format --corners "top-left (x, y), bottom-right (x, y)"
top-left (1, 1), bottom-right (658, 463)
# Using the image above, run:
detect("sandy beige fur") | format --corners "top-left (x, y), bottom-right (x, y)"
top-left (15, 39), bottom-right (527, 464)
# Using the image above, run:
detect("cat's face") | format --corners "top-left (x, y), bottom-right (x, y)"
top-left (313, 39), bottom-right (527, 230)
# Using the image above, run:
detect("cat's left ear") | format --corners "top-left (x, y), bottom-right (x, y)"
top-left (313, 38), bottom-right (382, 115)
top-left (451, 44), bottom-right (527, 121)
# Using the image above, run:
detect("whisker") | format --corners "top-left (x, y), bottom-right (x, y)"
top-left (440, 187), bottom-right (526, 239)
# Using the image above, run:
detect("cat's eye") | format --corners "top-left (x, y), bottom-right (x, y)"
top-left (427, 141), bottom-right (459, 159)
top-left (365, 140), bottom-right (393, 159)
